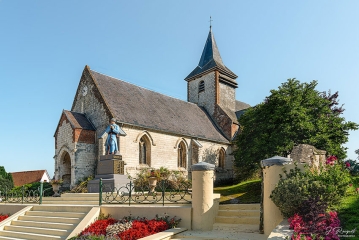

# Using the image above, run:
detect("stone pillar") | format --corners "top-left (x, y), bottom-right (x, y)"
top-left (261, 156), bottom-right (305, 235)
top-left (191, 162), bottom-right (215, 231)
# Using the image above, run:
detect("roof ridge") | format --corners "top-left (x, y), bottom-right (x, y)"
top-left (11, 170), bottom-right (46, 173)
top-left (90, 69), bottom-right (200, 107)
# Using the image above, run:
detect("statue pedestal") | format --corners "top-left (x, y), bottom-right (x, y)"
top-left (87, 154), bottom-right (130, 193)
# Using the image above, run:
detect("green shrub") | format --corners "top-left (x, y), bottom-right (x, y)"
top-left (0, 178), bottom-right (14, 192)
top-left (0, 166), bottom-right (14, 190)
top-left (130, 167), bottom-right (191, 190)
top-left (345, 160), bottom-right (359, 176)
top-left (270, 159), bottom-right (351, 217)
top-left (70, 176), bottom-right (94, 193)
top-left (10, 182), bottom-right (54, 196)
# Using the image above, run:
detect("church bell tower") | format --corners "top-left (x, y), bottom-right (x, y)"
top-left (185, 27), bottom-right (238, 115)
top-left (185, 26), bottom-right (239, 140)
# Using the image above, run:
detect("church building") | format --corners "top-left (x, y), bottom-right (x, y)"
top-left (54, 28), bottom-right (250, 189)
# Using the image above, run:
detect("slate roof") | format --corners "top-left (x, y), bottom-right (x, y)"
top-left (63, 110), bottom-right (96, 131)
top-left (185, 29), bottom-right (238, 82)
top-left (11, 170), bottom-right (50, 187)
top-left (235, 100), bottom-right (251, 120)
top-left (89, 70), bottom-right (229, 143)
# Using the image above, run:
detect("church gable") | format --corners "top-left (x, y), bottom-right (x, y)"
top-left (54, 110), bottom-right (96, 149)
top-left (71, 66), bottom-right (113, 134)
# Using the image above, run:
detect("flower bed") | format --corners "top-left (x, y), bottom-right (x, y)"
top-left (71, 215), bottom-right (181, 240)
top-left (0, 214), bottom-right (9, 222)
top-left (271, 156), bottom-right (354, 239)
top-left (288, 211), bottom-right (340, 239)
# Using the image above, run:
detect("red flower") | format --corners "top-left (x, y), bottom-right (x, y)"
top-left (345, 162), bottom-right (350, 168)
top-left (326, 155), bottom-right (337, 165)
top-left (0, 214), bottom-right (9, 222)
top-left (80, 218), bottom-right (118, 236)
top-left (119, 219), bottom-right (169, 240)
top-left (288, 211), bottom-right (340, 240)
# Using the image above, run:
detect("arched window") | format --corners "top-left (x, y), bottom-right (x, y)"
top-left (178, 141), bottom-right (187, 169)
top-left (198, 80), bottom-right (205, 93)
top-left (218, 148), bottom-right (225, 169)
top-left (139, 135), bottom-right (151, 166)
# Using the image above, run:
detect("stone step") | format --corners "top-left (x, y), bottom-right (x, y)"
top-left (26, 211), bottom-right (86, 218)
top-left (18, 215), bottom-right (81, 224)
top-left (61, 193), bottom-right (99, 197)
top-left (11, 220), bottom-right (75, 230)
top-left (219, 204), bottom-right (260, 211)
top-left (32, 205), bottom-right (92, 212)
top-left (215, 216), bottom-right (260, 225)
top-left (217, 209), bottom-right (260, 217)
top-left (213, 223), bottom-right (260, 233)
top-left (0, 230), bottom-right (62, 240)
top-left (40, 200), bottom-right (99, 205)
top-left (43, 196), bottom-right (99, 201)
top-left (0, 236), bottom-right (28, 240)
top-left (4, 225), bottom-right (69, 237)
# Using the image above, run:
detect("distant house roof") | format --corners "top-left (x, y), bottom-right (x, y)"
top-left (11, 170), bottom-right (50, 187)
top-left (89, 70), bottom-right (229, 143)
top-left (185, 29), bottom-right (237, 84)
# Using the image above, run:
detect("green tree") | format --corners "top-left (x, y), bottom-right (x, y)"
top-left (0, 166), bottom-right (14, 190)
top-left (234, 79), bottom-right (358, 181)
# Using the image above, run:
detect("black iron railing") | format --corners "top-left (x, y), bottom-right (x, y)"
top-left (0, 182), bottom-right (52, 204)
top-left (99, 179), bottom-right (192, 206)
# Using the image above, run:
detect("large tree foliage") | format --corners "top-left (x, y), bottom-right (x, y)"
top-left (0, 166), bottom-right (14, 190)
top-left (234, 79), bottom-right (358, 181)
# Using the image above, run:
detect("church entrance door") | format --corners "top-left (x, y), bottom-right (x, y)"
top-left (61, 151), bottom-right (71, 190)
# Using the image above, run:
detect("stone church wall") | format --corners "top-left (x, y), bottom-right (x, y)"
top-left (54, 119), bottom-right (75, 187)
top-left (219, 82), bottom-right (236, 112)
top-left (73, 142), bottom-right (96, 183)
top-left (72, 70), bottom-right (111, 137)
top-left (55, 114), bottom-right (96, 188)
top-left (188, 72), bottom-right (216, 115)
top-left (118, 124), bottom-right (233, 179)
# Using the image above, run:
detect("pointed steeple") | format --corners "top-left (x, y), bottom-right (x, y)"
top-left (185, 29), bottom-right (237, 83)
top-left (198, 29), bottom-right (224, 69)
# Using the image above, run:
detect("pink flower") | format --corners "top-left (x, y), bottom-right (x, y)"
top-left (326, 156), bottom-right (338, 165)
top-left (345, 162), bottom-right (350, 168)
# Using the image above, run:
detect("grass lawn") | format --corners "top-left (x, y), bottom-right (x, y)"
top-left (213, 179), bottom-right (261, 204)
top-left (336, 176), bottom-right (359, 239)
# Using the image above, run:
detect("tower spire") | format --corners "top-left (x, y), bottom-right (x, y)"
top-left (184, 25), bottom-right (238, 83)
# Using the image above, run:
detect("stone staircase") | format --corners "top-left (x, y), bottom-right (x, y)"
top-left (215, 203), bottom-right (260, 225)
top-left (42, 193), bottom-right (99, 205)
top-left (173, 204), bottom-right (265, 240)
top-left (0, 205), bottom-right (93, 240)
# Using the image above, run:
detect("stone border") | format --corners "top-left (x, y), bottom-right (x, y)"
top-left (0, 206), bottom-right (33, 231)
top-left (139, 228), bottom-right (187, 240)
top-left (267, 219), bottom-right (293, 239)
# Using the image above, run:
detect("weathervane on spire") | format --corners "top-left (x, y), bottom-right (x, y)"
top-left (209, 16), bottom-right (213, 29)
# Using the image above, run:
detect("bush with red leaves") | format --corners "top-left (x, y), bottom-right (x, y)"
top-left (0, 214), bottom-right (9, 222)
top-left (288, 211), bottom-right (341, 240)
top-left (80, 218), bottom-right (118, 236)
top-left (118, 219), bottom-right (169, 240)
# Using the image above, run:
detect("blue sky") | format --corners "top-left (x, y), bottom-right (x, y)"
top-left (0, 1), bottom-right (358, 175)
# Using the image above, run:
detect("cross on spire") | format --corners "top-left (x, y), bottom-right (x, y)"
top-left (209, 16), bottom-right (213, 29)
